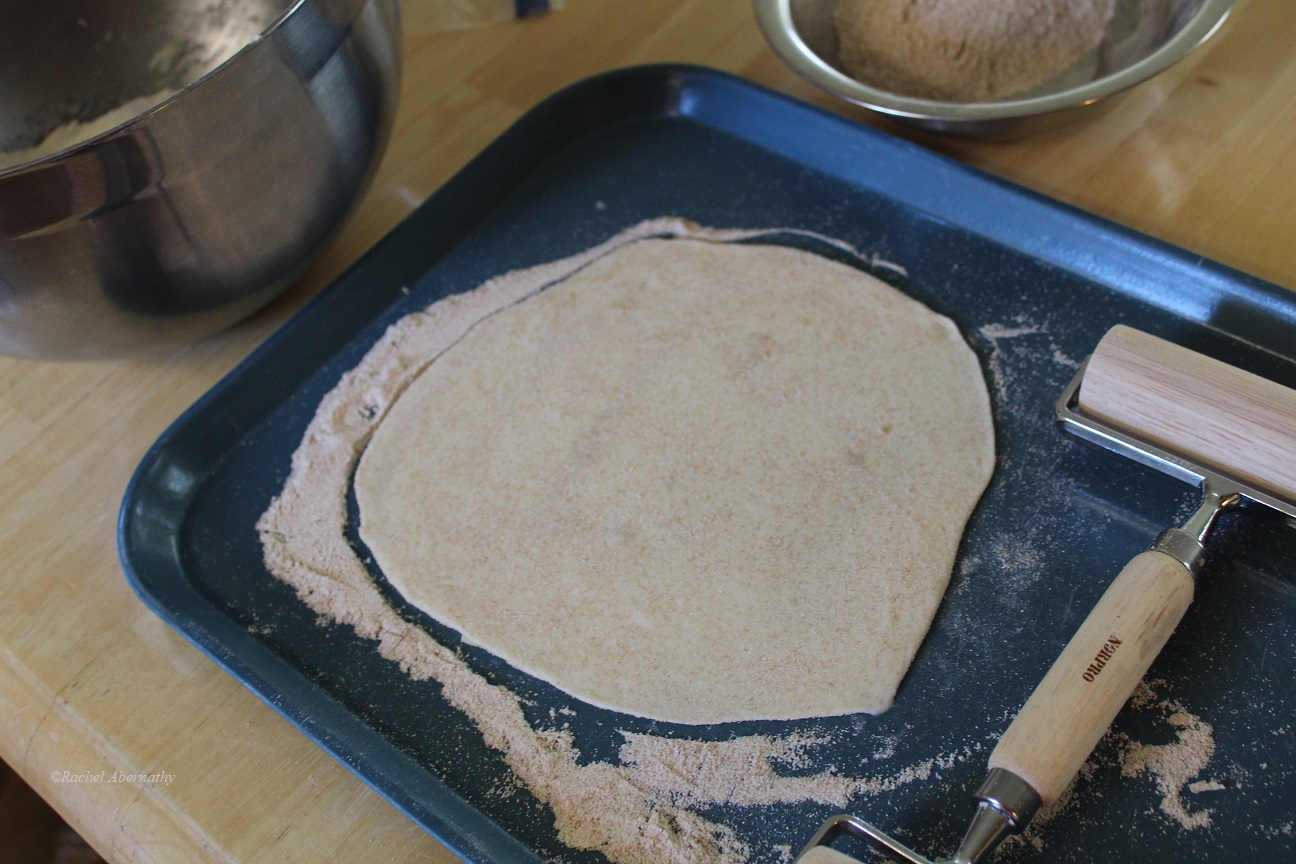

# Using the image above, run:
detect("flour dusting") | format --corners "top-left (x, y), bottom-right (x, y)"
top-left (256, 219), bottom-right (1248, 863)
top-left (257, 218), bottom-right (978, 864)
top-left (1119, 683), bottom-right (1217, 830)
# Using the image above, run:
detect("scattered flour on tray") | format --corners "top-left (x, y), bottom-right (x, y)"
top-left (977, 318), bottom-right (1047, 408)
top-left (257, 218), bottom-right (977, 864)
top-left (1118, 681), bottom-right (1219, 830)
top-left (1002, 680), bottom-right (1220, 857)
top-left (257, 221), bottom-right (1239, 862)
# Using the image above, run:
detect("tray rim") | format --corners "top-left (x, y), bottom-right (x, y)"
top-left (117, 62), bottom-right (1296, 864)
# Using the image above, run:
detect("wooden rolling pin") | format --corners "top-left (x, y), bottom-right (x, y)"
top-left (991, 325), bottom-right (1296, 808)
top-left (799, 324), bottom-right (1296, 864)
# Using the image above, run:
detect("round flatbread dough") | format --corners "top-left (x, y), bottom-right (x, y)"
top-left (354, 237), bottom-right (994, 724)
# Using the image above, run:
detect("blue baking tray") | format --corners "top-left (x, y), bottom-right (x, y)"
top-left (119, 65), bottom-right (1296, 864)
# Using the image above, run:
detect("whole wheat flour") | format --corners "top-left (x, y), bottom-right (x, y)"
top-left (1119, 682), bottom-right (1217, 830)
top-left (833, 0), bottom-right (1117, 102)
top-left (257, 218), bottom-right (994, 861)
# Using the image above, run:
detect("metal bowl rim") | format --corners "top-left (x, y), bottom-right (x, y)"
top-left (0, 0), bottom-right (355, 177)
top-left (753, 0), bottom-right (1235, 123)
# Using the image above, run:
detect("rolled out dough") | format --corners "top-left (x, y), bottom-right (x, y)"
top-left (354, 236), bottom-right (994, 725)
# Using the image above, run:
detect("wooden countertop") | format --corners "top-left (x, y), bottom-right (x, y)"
top-left (1, 0), bottom-right (1292, 861)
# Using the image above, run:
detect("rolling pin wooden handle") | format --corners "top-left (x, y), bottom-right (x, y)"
top-left (987, 548), bottom-right (1196, 807)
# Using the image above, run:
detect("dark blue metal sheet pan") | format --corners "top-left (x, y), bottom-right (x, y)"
top-left (119, 65), bottom-right (1296, 864)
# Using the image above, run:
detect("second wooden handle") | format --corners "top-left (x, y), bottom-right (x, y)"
top-left (988, 549), bottom-right (1195, 806)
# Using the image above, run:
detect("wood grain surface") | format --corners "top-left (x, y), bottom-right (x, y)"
top-left (0, 0), bottom-right (1293, 861)
top-left (1080, 324), bottom-right (1296, 500)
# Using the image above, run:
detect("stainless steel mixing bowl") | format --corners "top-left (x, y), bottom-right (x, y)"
top-left (0, 0), bottom-right (400, 359)
top-left (755, 0), bottom-right (1234, 138)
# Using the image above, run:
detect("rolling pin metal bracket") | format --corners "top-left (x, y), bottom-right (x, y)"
top-left (1058, 359), bottom-right (1252, 576)
top-left (1151, 487), bottom-right (1241, 573)
top-left (946, 768), bottom-right (1041, 864)
top-left (797, 768), bottom-right (1040, 864)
